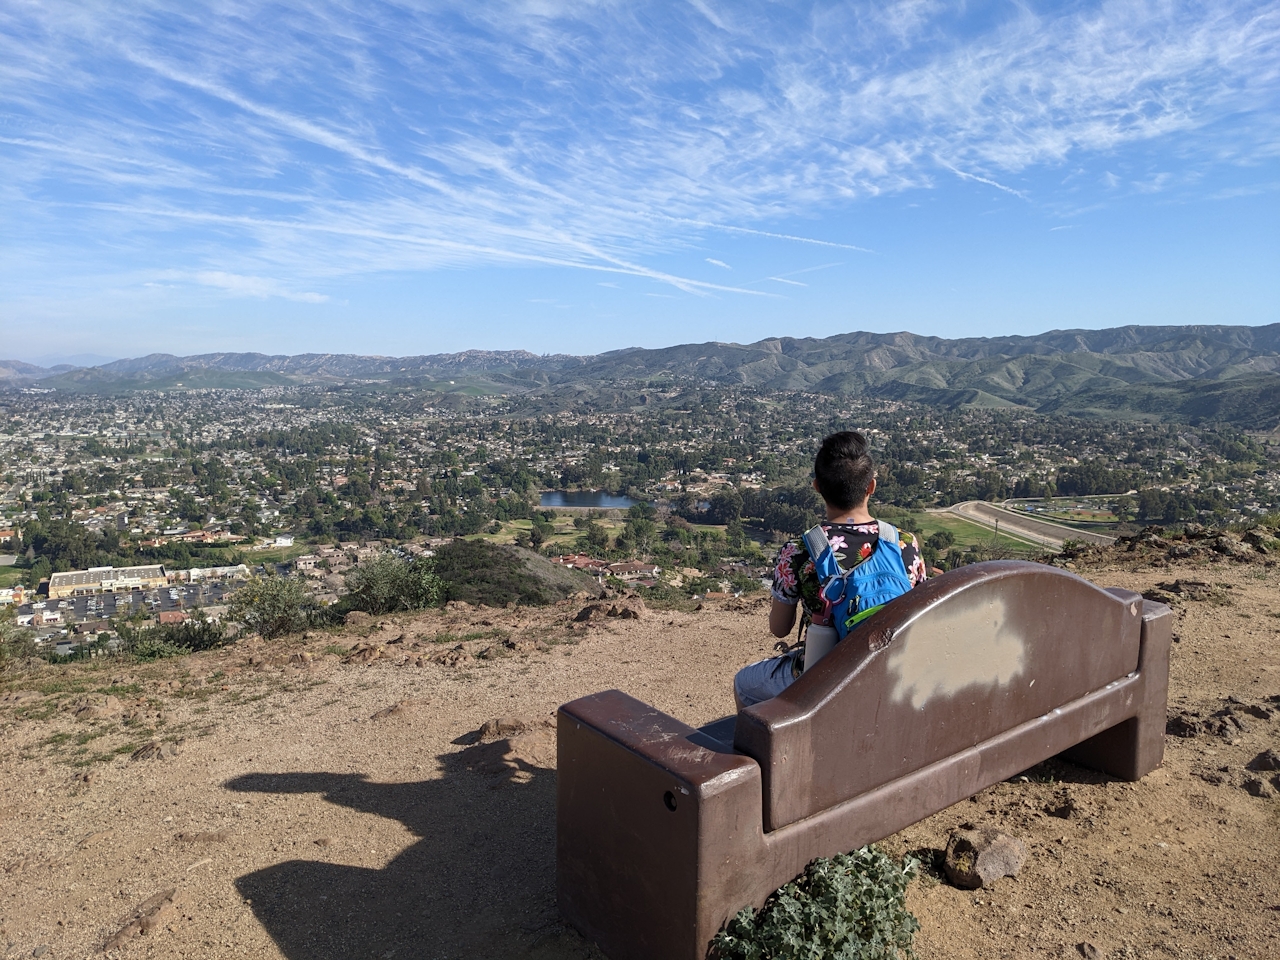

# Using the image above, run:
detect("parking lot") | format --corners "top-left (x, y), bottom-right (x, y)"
top-left (17, 581), bottom-right (236, 624)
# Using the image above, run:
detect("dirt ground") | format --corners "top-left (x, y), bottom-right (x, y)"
top-left (1, 557), bottom-right (1278, 960)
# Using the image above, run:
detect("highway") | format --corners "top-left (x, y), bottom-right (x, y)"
top-left (947, 501), bottom-right (1117, 551)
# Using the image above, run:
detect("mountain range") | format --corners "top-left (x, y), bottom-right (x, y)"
top-left (4, 324), bottom-right (1280, 427)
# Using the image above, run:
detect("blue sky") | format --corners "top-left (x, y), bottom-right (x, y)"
top-left (2, 0), bottom-right (1278, 362)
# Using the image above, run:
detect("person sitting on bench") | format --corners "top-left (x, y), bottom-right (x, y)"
top-left (734, 430), bottom-right (928, 709)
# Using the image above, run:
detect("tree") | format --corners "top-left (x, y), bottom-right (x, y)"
top-left (926, 530), bottom-right (955, 551)
top-left (625, 517), bottom-right (657, 557)
top-left (228, 576), bottom-right (318, 639)
top-left (344, 553), bottom-right (445, 615)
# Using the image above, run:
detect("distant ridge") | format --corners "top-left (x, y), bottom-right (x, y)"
top-left (4, 324), bottom-right (1280, 426)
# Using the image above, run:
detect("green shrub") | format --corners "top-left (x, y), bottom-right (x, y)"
top-left (0, 618), bottom-right (37, 671)
top-left (711, 846), bottom-right (919, 960)
top-left (126, 634), bottom-right (192, 662)
top-left (117, 609), bottom-right (229, 661)
top-left (344, 553), bottom-right (444, 615)
top-left (227, 575), bottom-right (319, 639)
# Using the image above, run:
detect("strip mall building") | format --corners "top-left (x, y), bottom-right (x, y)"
top-left (47, 565), bottom-right (169, 599)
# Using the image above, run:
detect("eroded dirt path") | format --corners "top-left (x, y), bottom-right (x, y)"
top-left (1, 561), bottom-right (1278, 959)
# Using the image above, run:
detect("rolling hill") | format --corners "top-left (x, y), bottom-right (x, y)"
top-left (4, 324), bottom-right (1279, 425)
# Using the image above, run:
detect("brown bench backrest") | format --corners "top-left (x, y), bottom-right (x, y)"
top-left (734, 560), bottom-right (1142, 831)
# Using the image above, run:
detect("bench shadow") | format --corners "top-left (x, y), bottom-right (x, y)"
top-left (226, 735), bottom-right (602, 960)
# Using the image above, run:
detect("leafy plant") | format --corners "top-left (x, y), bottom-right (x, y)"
top-left (125, 634), bottom-right (192, 662)
top-left (0, 616), bottom-right (37, 672)
top-left (117, 609), bottom-right (229, 660)
top-left (711, 846), bottom-right (919, 960)
top-left (227, 575), bottom-right (319, 639)
top-left (343, 553), bottom-right (444, 615)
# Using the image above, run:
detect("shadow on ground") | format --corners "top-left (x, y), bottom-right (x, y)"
top-left (226, 735), bottom-right (603, 960)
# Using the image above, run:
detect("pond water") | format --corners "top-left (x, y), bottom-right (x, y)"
top-left (539, 490), bottom-right (637, 509)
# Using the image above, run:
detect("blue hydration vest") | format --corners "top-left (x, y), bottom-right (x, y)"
top-left (802, 520), bottom-right (913, 640)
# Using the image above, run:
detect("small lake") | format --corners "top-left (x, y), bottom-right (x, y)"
top-left (540, 490), bottom-right (637, 509)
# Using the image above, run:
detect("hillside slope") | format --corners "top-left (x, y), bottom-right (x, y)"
top-left (5, 323), bottom-right (1280, 424)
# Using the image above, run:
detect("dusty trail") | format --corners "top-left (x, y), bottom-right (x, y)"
top-left (1, 559), bottom-right (1278, 960)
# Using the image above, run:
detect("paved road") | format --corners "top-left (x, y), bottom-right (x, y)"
top-left (949, 501), bottom-right (1117, 551)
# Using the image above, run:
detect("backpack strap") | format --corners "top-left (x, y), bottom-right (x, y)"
top-left (876, 520), bottom-right (899, 546)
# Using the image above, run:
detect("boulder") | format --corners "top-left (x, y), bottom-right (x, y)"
top-left (943, 828), bottom-right (1029, 889)
top-left (573, 597), bottom-right (646, 622)
top-left (1242, 776), bottom-right (1276, 799)
top-left (72, 695), bottom-right (123, 720)
top-left (103, 888), bottom-right (186, 950)
top-left (1247, 748), bottom-right (1280, 771)
top-left (478, 716), bottom-right (549, 741)
top-left (131, 739), bottom-right (183, 761)
top-left (370, 699), bottom-right (426, 720)
top-left (344, 610), bottom-right (372, 627)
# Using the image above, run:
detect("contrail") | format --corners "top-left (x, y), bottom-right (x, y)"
top-left (655, 215), bottom-right (876, 252)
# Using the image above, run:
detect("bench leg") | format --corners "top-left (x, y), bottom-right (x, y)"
top-left (1062, 601), bottom-right (1172, 780)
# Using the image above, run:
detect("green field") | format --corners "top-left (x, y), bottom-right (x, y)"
top-left (0, 566), bottom-right (27, 589)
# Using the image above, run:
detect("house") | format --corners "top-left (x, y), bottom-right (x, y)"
top-left (552, 554), bottom-right (611, 575)
top-left (606, 561), bottom-right (662, 581)
top-left (158, 611), bottom-right (188, 625)
top-left (294, 555), bottom-right (320, 571)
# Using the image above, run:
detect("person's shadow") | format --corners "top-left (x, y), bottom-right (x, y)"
top-left (227, 728), bottom-right (604, 960)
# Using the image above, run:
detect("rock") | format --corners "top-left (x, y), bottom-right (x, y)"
top-left (1077, 942), bottom-right (1105, 959)
top-left (130, 739), bottom-right (183, 762)
top-left (943, 828), bottom-right (1028, 889)
top-left (103, 888), bottom-right (185, 950)
top-left (72, 695), bottom-right (122, 720)
top-left (1044, 791), bottom-right (1079, 819)
top-left (478, 716), bottom-right (547, 741)
top-left (573, 597), bottom-right (645, 622)
top-left (175, 829), bottom-right (230, 843)
top-left (445, 600), bottom-right (471, 612)
top-left (1212, 536), bottom-right (1252, 558)
top-left (79, 829), bottom-right (115, 849)
top-left (431, 645), bottom-right (470, 667)
top-left (1166, 712), bottom-right (1203, 737)
top-left (314, 837), bottom-right (333, 847)
top-left (1242, 776), bottom-right (1276, 799)
top-left (287, 651), bottom-right (313, 665)
top-left (32, 946), bottom-right (49, 958)
top-left (344, 611), bottom-right (372, 626)
top-left (0, 690), bottom-right (42, 704)
top-left (370, 699), bottom-right (425, 720)
top-left (1247, 748), bottom-right (1280, 771)
top-left (342, 642), bottom-right (384, 664)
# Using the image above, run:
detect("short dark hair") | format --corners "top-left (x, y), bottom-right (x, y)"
top-left (813, 431), bottom-right (875, 510)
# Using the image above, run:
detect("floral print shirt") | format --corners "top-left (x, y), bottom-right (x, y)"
top-left (771, 521), bottom-right (927, 618)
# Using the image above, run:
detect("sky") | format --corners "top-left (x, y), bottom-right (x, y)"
top-left (2, 0), bottom-right (1279, 363)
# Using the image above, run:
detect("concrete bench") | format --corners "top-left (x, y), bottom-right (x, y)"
top-left (556, 560), bottom-right (1172, 960)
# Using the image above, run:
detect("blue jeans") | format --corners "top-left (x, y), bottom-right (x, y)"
top-left (734, 651), bottom-right (802, 709)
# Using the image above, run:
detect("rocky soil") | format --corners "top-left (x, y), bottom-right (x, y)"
top-left (1, 552), bottom-right (1278, 960)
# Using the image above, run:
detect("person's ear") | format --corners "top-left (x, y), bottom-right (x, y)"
top-left (812, 478), bottom-right (821, 494)
top-left (865, 477), bottom-right (877, 501)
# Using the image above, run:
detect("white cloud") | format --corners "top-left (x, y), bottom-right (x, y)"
top-left (1, 0), bottom-right (1276, 302)
top-left (705, 258), bottom-right (732, 269)
top-left (189, 272), bottom-right (328, 303)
